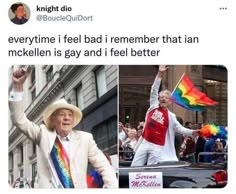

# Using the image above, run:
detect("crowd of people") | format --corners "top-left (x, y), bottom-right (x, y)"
top-left (119, 120), bottom-right (227, 164)
top-left (119, 122), bottom-right (143, 160)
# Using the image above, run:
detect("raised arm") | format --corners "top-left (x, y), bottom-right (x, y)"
top-left (149, 65), bottom-right (168, 108)
top-left (9, 67), bottom-right (41, 144)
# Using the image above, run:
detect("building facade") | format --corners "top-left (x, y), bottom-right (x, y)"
top-left (8, 65), bottom-right (118, 187)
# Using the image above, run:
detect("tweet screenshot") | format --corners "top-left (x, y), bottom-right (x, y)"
top-left (1, 0), bottom-right (235, 193)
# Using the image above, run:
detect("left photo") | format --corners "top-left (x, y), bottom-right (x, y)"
top-left (8, 65), bottom-right (118, 188)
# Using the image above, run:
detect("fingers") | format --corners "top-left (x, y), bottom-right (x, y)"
top-left (13, 70), bottom-right (21, 78)
top-left (161, 65), bottom-right (168, 69)
top-left (13, 68), bottom-right (27, 79)
top-left (12, 68), bottom-right (28, 91)
top-left (12, 76), bottom-right (19, 83)
top-left (158, 65), bottom-right (168, 72)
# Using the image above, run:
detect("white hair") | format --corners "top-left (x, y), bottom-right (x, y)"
top-left (159, 89), bottom-right (171, 98)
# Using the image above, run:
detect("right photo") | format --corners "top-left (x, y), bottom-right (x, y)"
top-left (118, 65), bottom-right (227, 188)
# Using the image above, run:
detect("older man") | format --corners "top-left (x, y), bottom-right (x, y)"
top-left (9, 68), bottom-right (118, 188)
top-left (131, 65), bottom-right (199, 166)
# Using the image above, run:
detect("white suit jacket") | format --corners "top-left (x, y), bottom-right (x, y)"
top-left (9, 101), bottom-right (118, 188)
top-left (134, 77), bottom-right (193, 162)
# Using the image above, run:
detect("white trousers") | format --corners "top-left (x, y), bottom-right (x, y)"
top-left (131, 139), bottom-right (163, 166)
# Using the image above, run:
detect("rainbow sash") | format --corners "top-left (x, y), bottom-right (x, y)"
top-left (50, 137), bottom-right (74, 188)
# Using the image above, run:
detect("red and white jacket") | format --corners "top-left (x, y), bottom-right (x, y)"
top-left (134, 77), bottom-right (193, 162)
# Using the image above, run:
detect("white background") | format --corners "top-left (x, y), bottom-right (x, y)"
top-left (1, 0), bottom-right (236, 193)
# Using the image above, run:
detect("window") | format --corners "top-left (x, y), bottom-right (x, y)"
top-left (32, 143), bottom-right (36, 155)
top-left (17, 145), bottom-right (23, 166)
top-left (32, 162), bottom-right (37, 188)
top-left (75, 85), bottom-right (84, 110)
top-left (20, 169), bottom-right (23, 177)
top-left (31, 66), bottom-right (35, 85)
top-left (19, 169), bottom-right (24, 188)
top-left (31, 88), bottom-right (36, 101)
top-left (29, 66), bottom-right (36, 102)
top-left (20, 146), bottom-right (24, 164)
top-left (93, 125), bottom-right (108, 150)
top-left (9, 152), bottom-right (14, 171)
top-left (17, 145), bottom-right (24, 165)
top-left (203, 79), bottom-right (227, 125)
top-left (95, 66), bottom-right (107, 98)
top-left (10, 174), bottom-right (14, 185)
top-left (107, 118), bottom-right (117, 147)
top-left (92, 117), bottom-right (117, 152)
top-left (46, 66), bottom-right (53, 82)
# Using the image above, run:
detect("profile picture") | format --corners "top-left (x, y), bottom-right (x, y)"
top-left (9, 2), bottom-right (30, 25)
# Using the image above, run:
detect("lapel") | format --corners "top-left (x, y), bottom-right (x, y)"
top-left (166, 110), bottom-right (173, 144)
top-left (69, 130), bottom-right (81, 160)
top-left (47, 129), bottom-right (57, 158)
top-left (46, 129), bottom-right (81, 160)
top-left (167, 110), bottom-right (171, 131)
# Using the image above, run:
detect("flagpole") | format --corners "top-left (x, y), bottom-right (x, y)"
top-left (171, 73), bottom-right (186, 96)
top-left (196, 111), bottom-right (198, 123)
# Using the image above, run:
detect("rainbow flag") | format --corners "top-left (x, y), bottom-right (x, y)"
top-left (50, 137), bottom-right (74, 188)
top-left (87, 170), bottom-right (104, 188)
top-left (171, 74), bottom-right (218, 111)
top-left (199, 124), bottom-right (228, 140)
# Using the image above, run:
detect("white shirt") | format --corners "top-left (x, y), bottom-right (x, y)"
top-left (57, 134), bottom-right (71, 156)
top-left (9, 91), bottom-right (23, 101)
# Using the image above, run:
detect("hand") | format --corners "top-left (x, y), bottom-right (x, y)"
top-left (158, 65), bottom-right (168, 73)
top-left (119, 122), bottom-right (124, 130)
top-left (192, 129), bottom-right (200, 138)
top-left (157, 65), bottom-right (168, 78)
top-left (12, 68), bottom-right (28, 92)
